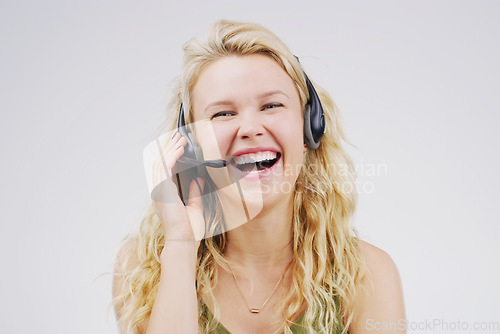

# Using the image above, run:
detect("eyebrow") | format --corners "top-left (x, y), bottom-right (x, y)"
top-left (258, 89), bottom-right (289, 99)
top-left (203, 90), bottom-right (290, 113)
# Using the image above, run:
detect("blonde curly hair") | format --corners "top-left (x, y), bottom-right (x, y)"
top-left (113, 19), bottom-right (366, 334)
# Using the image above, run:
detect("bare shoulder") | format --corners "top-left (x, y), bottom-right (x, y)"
top-left (358, 240), bottom-right (401, 280)
top-left (112, 237), bottom-right (148, 333)
top-left (349, 240), bottom-right (406, 334)
top-left (114, 237), bottom-right (139, 274)
top-left (357, 240), bottom-right (404, 301)
top-left (112, 238), bottom-right (137, 312)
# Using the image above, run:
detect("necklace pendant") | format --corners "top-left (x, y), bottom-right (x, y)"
top-left (250, 309), bottom-right (260, 314)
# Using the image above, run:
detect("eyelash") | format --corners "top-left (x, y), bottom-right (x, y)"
top-left (262, 103), bottom-right (284, 110)
top-left (211, 111), bottom-right (235, 119)
top-left (211, 103), bottom-right (284, 119)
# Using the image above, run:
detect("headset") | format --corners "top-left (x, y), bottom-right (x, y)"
top-left (302, 72), bottom-right (326, 150)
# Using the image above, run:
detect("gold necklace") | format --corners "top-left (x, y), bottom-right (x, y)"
top-left (227, 259), bottom-right (293, 314)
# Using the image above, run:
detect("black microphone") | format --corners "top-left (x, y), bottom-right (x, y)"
top-left (176, 156), bottom-right (229, 169)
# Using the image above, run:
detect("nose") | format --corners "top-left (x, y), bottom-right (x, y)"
top-left (236, 111), bottom-right (265, 140)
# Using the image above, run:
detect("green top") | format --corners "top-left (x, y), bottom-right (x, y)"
top-left (204, 304), bottom-right (344, 334)
top-left (209, 310), bottom-right (305, 334)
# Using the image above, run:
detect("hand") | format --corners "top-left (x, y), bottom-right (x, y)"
top-left (150, 132), bottom-right (206, 244)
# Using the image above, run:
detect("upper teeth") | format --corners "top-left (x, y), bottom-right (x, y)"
top-left (233, 151), bottom-right (277, 165)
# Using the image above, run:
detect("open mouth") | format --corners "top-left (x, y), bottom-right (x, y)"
top-left (231, 151), bottom-right (281, 173)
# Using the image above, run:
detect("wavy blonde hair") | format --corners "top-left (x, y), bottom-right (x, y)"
top-left (113, 19), bottom-right (366, 334)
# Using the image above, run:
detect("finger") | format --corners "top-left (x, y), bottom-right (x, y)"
top-left (150, 134), bottom-right (187, 202)
top-left (167, 143), bottom-right (185, 171)
top-left (152, 137), bottom-right (186, 182)
top-left (164, 136), bottom-right (187, 168)
top-left (151, 176), bottom-right (184, 205)
top-left (187, 177), bottom-right (205, 211)
top-left (151, 149), bottom-right (189, 202)
top-left (166, 132), bottom-right (185, 149)
top-left (186, 177), bottom-right (206, 241)
top-left (156, 132), bottom-right (185, 160)
top-left (152, 155), bottom-right (169, 188)
top-left (162, 132), bottom-right (179, 153)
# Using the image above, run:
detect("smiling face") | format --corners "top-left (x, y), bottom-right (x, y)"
top-left (190, 54), bottom-right (306, 208)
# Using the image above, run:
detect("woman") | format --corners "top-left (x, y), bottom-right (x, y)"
top-left (113, 20), bottom-right (406, 334)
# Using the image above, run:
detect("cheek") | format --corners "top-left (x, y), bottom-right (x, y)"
top-left (279, 120), bottom-right (306, 175)
top-left (270, 110), bottom-right (304, 138)
top-left (193, 121), bottom-right (222, 160)
top-left (195, 121), bottom-right (233, 159)
top-left (282, 115), bottom-right (305, 154)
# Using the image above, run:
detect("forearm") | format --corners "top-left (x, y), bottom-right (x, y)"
top-left (145, 242), bottom-right (199, 334)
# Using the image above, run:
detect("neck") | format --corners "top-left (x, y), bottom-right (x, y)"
top-left (224, 194), bottom-right (294, 269)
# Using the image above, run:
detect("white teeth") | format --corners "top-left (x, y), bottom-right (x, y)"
top-left (233, 151), bottom-right (277, 165)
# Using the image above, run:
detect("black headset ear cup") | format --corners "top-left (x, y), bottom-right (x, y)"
top-left (303, 105), bottom-right (320, 150)
top-left (303, 75), bottom-right (326, 149)
top-left (174, 104), bottom-right (206, 205)
top-left (177, 104), bottom-right (203, 161)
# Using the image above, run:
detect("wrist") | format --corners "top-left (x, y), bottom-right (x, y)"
top-left (160, 241), bottom-right (199, 266)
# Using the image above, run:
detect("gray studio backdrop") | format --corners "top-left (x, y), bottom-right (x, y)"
top-left (1, 1), bottom-right (498, 333)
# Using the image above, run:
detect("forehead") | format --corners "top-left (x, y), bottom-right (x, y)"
top-left (191, 54), bottom-right (299, 111)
